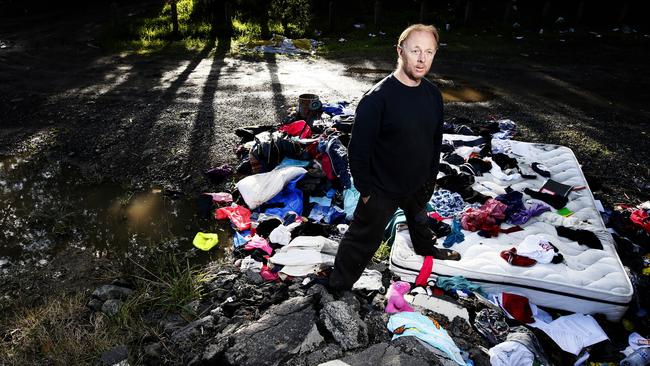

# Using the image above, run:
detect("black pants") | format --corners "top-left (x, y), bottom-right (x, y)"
top-left (329, 189), bottom-right (437, 290)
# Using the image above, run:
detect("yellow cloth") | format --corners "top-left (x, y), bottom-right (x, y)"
top-left (193, 232), bottom-right (219, 251)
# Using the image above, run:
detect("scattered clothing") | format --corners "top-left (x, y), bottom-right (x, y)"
top-left (244, 235), bottom-right (273, 256)
top-left (215, 205), bottom-right (252, 231)
top-left (461, 198), bottom-right (507, 232)
top-left (429, 189), bottom-right (468, 218)
top-left (489, 326), bottom-right (550, 366)
top-left (387, 311), bottom-right (467, 365)
top-left (556, 226), bottom-right (603, 250)
top-left (415, 257), bottom-right (433, 287)
top-left (524, 188), bottom-right (568, 209)
top-left (269, 225), bottom-right (292, 245)
top-left (516, 235), bottom-right (563, 264)
top-left (236, 166), bottom-right (307, 210)
top-left (278, 120), bottom-right (312, 138)
top-left (531, 162), bottom-right (551, 178)
top-left (501, 247), bottom-right (537, 267)
top-left (193, 232), bottom-right (219, 251)
top-left (500, 292), bottom-right (534, 324)
top-left (436, 276), bottom-right (485, 296)
top-left (474, 308), bottom-right (510, 346)
top-left (204, 164), bottom-right (234, 184)
top-left (443, 219), bottom-right (465, 247)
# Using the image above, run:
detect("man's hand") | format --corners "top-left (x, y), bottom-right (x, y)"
top-left (362, 196), bottom-right (370, 204)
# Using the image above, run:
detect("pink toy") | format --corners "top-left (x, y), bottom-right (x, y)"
top-left (385, 281), bottom-right (414, 314)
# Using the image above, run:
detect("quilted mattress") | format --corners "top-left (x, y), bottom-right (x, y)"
top-left (389, 135), bottom-right (634, 321)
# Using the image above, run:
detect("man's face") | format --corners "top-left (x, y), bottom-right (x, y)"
top-left (397, 30), bottom-right (437, 82)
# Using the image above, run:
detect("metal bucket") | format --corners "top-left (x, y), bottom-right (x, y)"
top-left (298, 93), bottom-right (322, 119)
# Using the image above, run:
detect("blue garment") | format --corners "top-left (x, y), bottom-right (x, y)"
top-left (318, 136), bottom-right (352, 189)
top-left (309, 195), bottom-right (332, 207)
top-left (264, 174), bottom-right (305, 218)
top-left (435, 275), bottom-right (486, 296)
top-left (387, 312), bottom-right (467, 365)
top-left (322, 101), bottom-right (352, 116)
top-left (443, 219), bottom-right (465, 247)
top-left (429, 190), bottom-right (468, 218)
top-left (233, 230), bottom-right (252, 248)
top-left (343, 185), bottom-right (360, 221)
top-left (277, 157), bottom-right (310, 168)
top-left (308, 204), bottom-right (346, 224)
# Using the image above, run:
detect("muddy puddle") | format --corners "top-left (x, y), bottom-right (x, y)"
top-left (0, 154), bottom-right (227, 271)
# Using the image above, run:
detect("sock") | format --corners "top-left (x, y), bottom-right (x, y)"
top-left (524, 188), bottom-right (568, 209)
top-left (531, 162), bottom-right (551, 178)
top-left (556, 226), bottom-right (603, 250)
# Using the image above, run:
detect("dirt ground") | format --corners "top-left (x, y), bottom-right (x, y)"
top-left (1, 8), bottom-right (649, 361)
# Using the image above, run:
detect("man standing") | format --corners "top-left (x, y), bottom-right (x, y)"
top-left (329, 24), bottom-right (461, 291)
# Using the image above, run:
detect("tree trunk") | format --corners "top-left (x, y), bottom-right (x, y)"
top-left (170, 0), bottom-right (179, 37)
top-left (328, 1), bottom-right (335, 32)
top-left (374, 1), bottom-right (381, 27)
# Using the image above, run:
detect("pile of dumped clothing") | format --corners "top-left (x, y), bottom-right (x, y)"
top-left (191, 97), bottom-right (649, 365)
top-left (195, 99), bottom-right (368, 285)
top-left (242, 34), bottom-right (321, 55)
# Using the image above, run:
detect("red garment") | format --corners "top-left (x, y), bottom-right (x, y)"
top-left (260, 264), bottom-right (280, 281)
top-left (461, 199), bottom-right (507, 231)
top-left (631, 209), bottom-right (650, 233)
top-left (500, 247), bottom-right (537, 267)
top-left (215, 205), bottom-right (252, 231)
top-left (428, 212), bottom-right (447, 221)
top-left (415, 256), bottom-right (434, 287)
top-left (501, 292), bottom-right (534, 324)
top-left (320, 154), bottom-right (336, 181)
top-left (278, 120), bottom-right (312, 138)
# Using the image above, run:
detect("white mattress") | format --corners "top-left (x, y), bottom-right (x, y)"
top-left (389, 136), bottom-right (634, 321)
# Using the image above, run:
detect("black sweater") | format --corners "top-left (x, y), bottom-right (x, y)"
top-left (349, 74), bottom-right (444, 199)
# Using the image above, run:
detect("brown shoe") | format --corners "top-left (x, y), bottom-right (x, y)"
top-left (433, 248), bottom-right (461, 261)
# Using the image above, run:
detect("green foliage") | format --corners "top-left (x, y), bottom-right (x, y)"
top-left (269, 0), bottom-right (312, 37)
top-left (101, 0), bottom-right (214, 54)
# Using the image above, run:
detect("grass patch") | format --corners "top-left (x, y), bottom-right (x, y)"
top-left (0, 254), bottom-right (210, 365)
top-left (0, 293), bottom-right (118, 365)
top-left (100, 0), bottom-right (214, 55)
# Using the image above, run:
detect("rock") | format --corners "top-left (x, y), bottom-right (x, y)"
top-left (320, 300), bottom-right (368, 351)
top-left (224, 296), bottom-right (316, 366)
top-left (322, 336), bottom-right (456, 366)
top-left (289, 344), bottom-right (343, 366)
top-left (92, 284), bottom-right (133, 301)
top-left (101, 299), bottom-right (123, 316)
top-left (87, 297), bottom-right (104, 311)
top-left (171, 315), bottom-right (215, 346)
top-left (202, 336), bottom-right (230, 363)
top-left (99, 344), bottom-right (128, 366)
top-left (291, 324), bottom-right (324, 355)
top-left (338, 291), bottom-right (361, 312)
top-left (306, 283), bottom-right (334, 305)
top-left (143, 342), bottom-right (162, 359)
top-left (364, 311), bottom-right (391, 344)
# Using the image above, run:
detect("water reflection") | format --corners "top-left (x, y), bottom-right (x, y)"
top-left (0, 155), bottom-right (223, 265)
